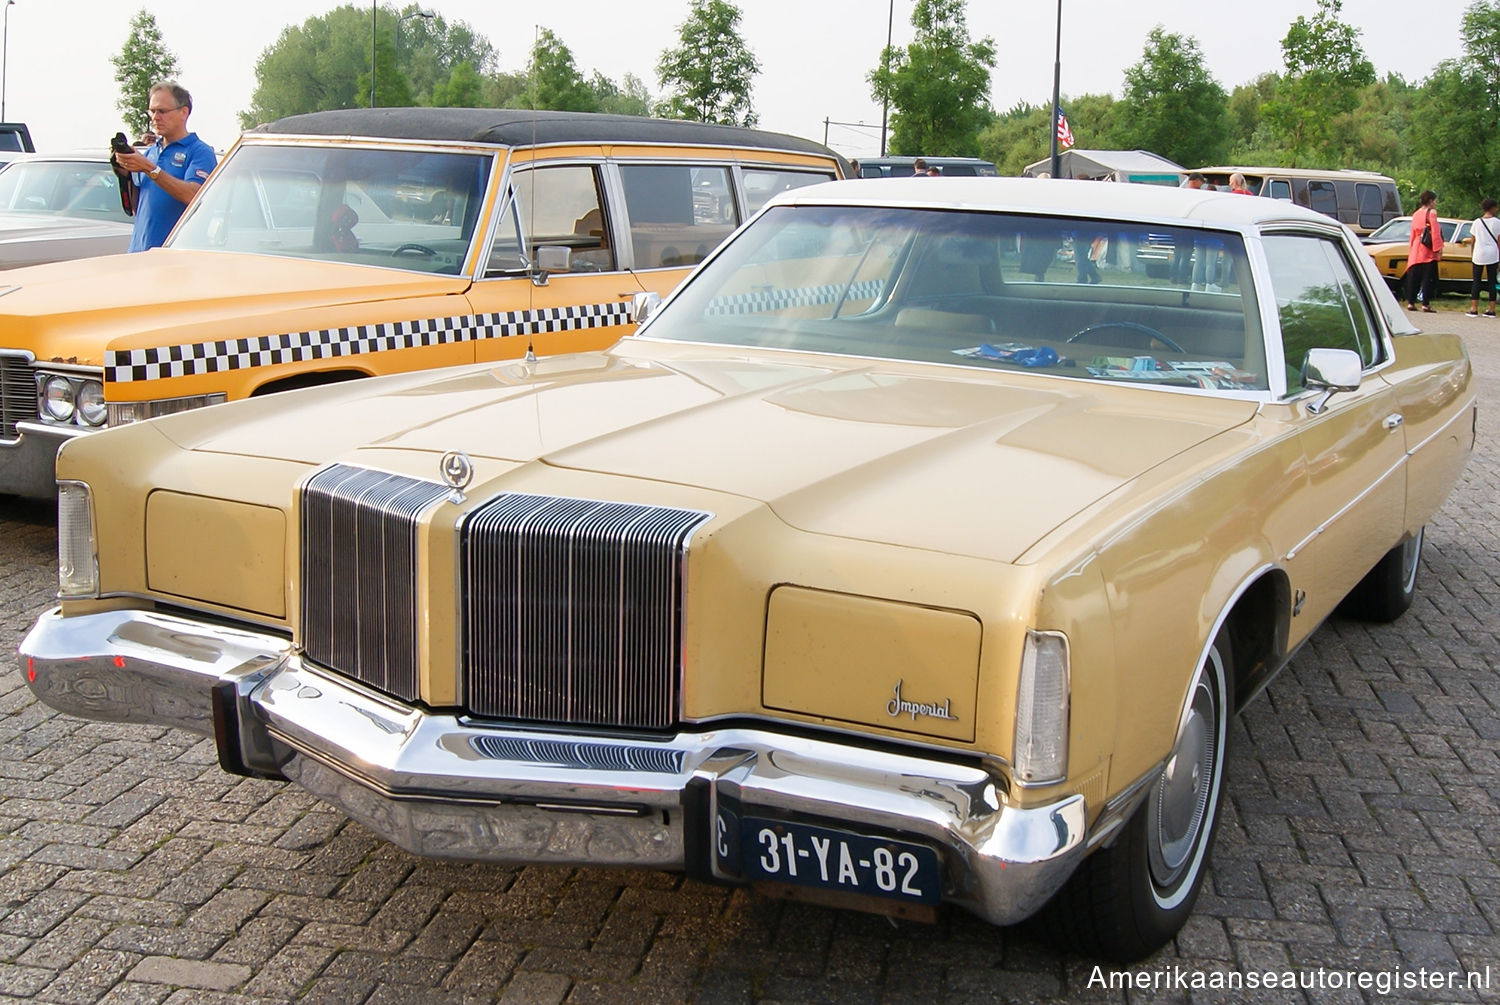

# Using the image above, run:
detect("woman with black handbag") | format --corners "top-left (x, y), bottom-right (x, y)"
top-left (1406, 190), bottom-right (1442, 312)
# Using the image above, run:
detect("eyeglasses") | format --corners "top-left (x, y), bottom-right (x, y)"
top-left (147, 105), bottom-right (184, 116)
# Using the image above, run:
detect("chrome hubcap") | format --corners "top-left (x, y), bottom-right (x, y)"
top-left (1400, 528), bottom-right (1423, 594)
top-left (1149, 679), bottom-right (1217, 889)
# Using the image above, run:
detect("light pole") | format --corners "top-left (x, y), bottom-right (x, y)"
top-left (397, 9), bottom-right (434, 75)
top-left (879, 0), bottom-right (894, 157)
top-left (370, 1), bottom-right (376, 108)
top-left (1049, 0), bottom-right (1063, 179)
top-left (372, 5), bottom-right (434, 109)
top-left (2, 0), bottom-right (15, 123)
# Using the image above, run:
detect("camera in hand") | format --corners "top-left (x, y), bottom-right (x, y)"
top-left (110, 132), bottom-right (132, 154)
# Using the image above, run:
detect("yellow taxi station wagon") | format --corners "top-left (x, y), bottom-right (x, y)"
top-left (0, 108), bottom-right (845, 498)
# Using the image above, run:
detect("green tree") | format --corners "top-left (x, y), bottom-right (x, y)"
top-left (431, 60), bottom-right (484, 108)
top-left (356, 34), bottom-right (415, 109)
top-left (592, 73), bottom-right (655, 117)
top-left (526, 28), bottom-right (598, 111)
top-left (1225, 74), bottom-right (1279, 158)
top-left (240, 4), bottom-right (500, 127)
top-left (483, 71), bottom-right (532, 110)
top-left (394, 11), bottom-right (497, 106)
top-left (1114, 27), bottom-right (1228, 167)
top-left (657, 0), bottom-right (759, 125)
top-left (1404, 2), bottom-right (1500, 211)
top-left (868, 0), bottom-right (996, 156)
top-left (1262, 0), bottom-right (1375, 165)
top-left (111, 10), bottom-right (181, 137)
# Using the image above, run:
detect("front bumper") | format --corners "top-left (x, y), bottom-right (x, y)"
top-left (0, 422), bottom-right (86, 499)
top-left (20, 606), bottom-right (1090, 926)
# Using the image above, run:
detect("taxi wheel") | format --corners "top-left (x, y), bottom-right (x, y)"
top-left (1038, 628), bottom-right (1230, 962)
top-left (1338, 527), bottom-right (1423, 623)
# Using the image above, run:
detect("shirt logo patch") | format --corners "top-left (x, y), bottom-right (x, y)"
top-left (172, 151), bottom-right (186, 165)
top-left (194, 169), bottom-right (209, 180)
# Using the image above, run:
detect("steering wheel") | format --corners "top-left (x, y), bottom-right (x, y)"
top-left (392, 243), bottom-right (439, 258)
top-left (1065, 321), bottom-right (1185, 353)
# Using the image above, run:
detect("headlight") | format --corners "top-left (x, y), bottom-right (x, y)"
top-left (107, 392), bottom-right (228, 426)
top-left (42, 375), bottom-right (77, 422)
top-left (35, 371), bottom-right (109, 427)
top-left (1014, 630), bottom-right (1070, 785)
top-left (57, 481), bottom-right (99, 597)
top-left (75, 381), bottom-right (107, 426)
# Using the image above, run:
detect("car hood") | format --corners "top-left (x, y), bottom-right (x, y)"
top-left (155, 343), bottom-right (1258, 563)
top-left (0, 251), bottom-right (471, 365)
top-left (0, 213), bottom-right (133, 242)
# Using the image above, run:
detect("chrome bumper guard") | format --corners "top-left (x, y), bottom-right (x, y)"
top-left (20, 607), bottom-right (1088, 926)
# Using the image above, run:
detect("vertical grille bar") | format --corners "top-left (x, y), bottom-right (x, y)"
top-left (1, 352), bottom-right (37, 442)
top-left (463, 494), bottom-right (709, 730)
top-left (301, 465), bottom-right (448, 701)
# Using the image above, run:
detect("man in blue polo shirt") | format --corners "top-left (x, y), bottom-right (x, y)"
top-left (115, 81), bottom-right (216, 252)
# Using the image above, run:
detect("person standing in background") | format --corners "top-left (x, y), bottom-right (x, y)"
top-left (1405, 190), bottom-right (1442, 313)
top-left (1466, 197), bottom-right (1499, 318)
top-left (113, 81), bottom-right (216, 252)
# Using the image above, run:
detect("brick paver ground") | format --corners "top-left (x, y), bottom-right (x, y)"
top-left (2, 314), bottom-right (1497, 1003)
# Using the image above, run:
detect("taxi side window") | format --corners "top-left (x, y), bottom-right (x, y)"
top-left (742, 168), bottom-right (835, 216)
top-left (494, 164), bottom-right (615, 274)
top-left (620, 164), bottom-right (736, 269)
top-left (1262, 234), bottom-right (1381, 394)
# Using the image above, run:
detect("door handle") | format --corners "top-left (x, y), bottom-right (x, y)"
top-left (1383, 413), bottom-right (1404, 431)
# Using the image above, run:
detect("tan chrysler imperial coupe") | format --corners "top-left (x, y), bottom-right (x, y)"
top-left (21, 178), bottom-right (1474, 960)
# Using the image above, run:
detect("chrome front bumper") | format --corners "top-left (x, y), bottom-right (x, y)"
top-left (20, 606), bottom-right (1090, 926)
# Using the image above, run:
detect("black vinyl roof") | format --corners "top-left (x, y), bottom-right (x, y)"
top-left (251, 107), bottom-right (838, 159)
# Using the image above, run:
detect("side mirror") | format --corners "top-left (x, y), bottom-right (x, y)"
top-left (530, 245), bottom-right (571, 286)
top-left (1302, 347), bottom-right (1362, 413)
top-left (632, 291), bottom-right (661, 325)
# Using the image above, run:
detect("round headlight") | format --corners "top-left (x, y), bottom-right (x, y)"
top-left (76, 380), bottom-right (107, 427)
top-left (42, 375), bottom-right (77, 422)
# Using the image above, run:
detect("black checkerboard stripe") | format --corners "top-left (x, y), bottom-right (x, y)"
top-left (704, 279), bottom-right (886, 316)
top-left (103, 302), bottom-right (634, 383)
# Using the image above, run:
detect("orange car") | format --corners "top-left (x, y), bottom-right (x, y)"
top-left (1362, 215), bottom-right (1480, 293)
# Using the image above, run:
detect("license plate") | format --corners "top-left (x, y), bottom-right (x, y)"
top-left (718, 810), bottom-right (940, 904)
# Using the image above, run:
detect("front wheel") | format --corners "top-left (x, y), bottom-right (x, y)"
top-left (1039, 628), bottom-right (1231, 962)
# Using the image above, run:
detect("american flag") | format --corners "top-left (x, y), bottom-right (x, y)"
top-left (1055, 108), bottom-right (1074, 149)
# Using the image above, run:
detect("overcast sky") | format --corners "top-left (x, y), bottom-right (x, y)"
top-left (2, 1), bottom-right (1468, 158)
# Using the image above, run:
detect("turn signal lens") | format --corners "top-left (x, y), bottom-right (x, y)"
top-left (57, 481), bottom-right (99, 597)
top-left (1014, 630), bottom-right (1070, 785)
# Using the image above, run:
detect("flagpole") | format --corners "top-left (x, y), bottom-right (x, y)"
top-left (1050, 0), bottom-right (1063, 178)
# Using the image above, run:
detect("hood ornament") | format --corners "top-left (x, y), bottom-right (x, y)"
top-left (439, 450), bottom-right (474, 503)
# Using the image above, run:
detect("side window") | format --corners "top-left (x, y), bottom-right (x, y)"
top-left (498, 164), bottom-right (615, 274)
top-left (1267, 179), bottom-right (1292, 201)
top-left (1355, 183), bottom-right (1385, 232)
top-left (620, 164), bottom-right (737, 269)
top-left (1306, 181), bottom-right (1339, 219)
top-left (1262, 234), bottom-right (1382, 394)
top-left (742, 168), bottom-right (835, 216)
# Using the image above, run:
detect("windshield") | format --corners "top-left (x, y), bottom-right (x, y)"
top-left (0, 159), bottom-right (132, 223)
top-left (646, 205), bottom-right (1269, 392)
top-left (170, 144), bottom-right (494, 275)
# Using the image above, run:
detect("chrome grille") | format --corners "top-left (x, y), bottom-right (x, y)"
top-left (1, 351), bottom-right (36, 442)
top-left (463, 495), bottom-right (709, 730)
top-left (301, 465), bottom-right (448, 702)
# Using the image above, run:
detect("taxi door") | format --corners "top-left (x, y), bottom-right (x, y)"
top-left (470, 158), bottom-right (651, 363)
